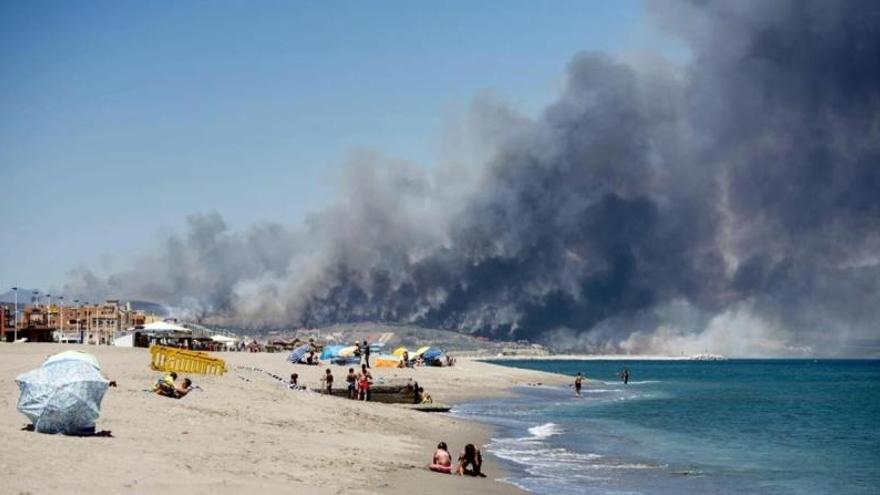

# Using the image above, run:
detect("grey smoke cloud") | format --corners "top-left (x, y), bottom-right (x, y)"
top-left (66, 0), bottom-right (880, 356)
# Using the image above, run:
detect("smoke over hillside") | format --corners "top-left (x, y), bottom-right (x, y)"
top-left (66, 0), bottom-right (880, 356)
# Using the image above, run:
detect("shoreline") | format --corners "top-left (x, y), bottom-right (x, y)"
top-left (0, 344), bottom-right (569, 494)
top-left (470, 354), bottom-right (720, 361)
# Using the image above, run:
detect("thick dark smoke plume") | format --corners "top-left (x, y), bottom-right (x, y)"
top-left (66, 0), bottom-right (880, 356)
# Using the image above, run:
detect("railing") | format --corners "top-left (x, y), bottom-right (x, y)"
top-left (149, 345), bottom-right (227, 375)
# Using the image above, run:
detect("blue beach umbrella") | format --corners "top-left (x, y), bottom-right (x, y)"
top-left (422, 348), bottom-right (444, 361)
top-left (16, 352), bottom-right (110, 435)
top-left (287, 344), bottom-right (312, 364)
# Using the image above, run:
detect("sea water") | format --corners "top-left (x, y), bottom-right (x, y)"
top-left (453, 359), bottom-right (879, 494)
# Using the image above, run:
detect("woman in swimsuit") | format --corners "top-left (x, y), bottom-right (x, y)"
top-left (458, 443), bottom-right (485, 477)
top-left (428, 441), bottom-right (453, 474)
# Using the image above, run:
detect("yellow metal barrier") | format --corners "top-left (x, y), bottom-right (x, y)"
top-left (150, 345), bottom-right (227, 375)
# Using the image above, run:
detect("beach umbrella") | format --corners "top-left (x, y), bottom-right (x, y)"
top-left (16, 352), bottom-right (110, 435)
top-left (287, 344), bottom-right (312, 364)
top-left (43, 350), bottom-right (101, 370)
top-left (320, 345), bottom-right (345, 361)
top-left (338, 345), bottom-right (359, 358)
top-left (392, 347), bottom-right (409, 357)
top-left (414, 346), bottom-right (431, 356)
top-left (422, 348), bottom-right (443, 361)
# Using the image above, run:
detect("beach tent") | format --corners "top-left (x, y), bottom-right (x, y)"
top-left (374, 355), bottom-right (402, 368)
top-left (320, 345), bottom-right (345, 361)
top-left (16, 351), bottom-right (110, 435)
top-left (113, 333), bottom-right (135, 347)
top-left (140, 321), bottom-right (192, 334)
top-left (287, 344), bottom-right (312, 364)
top-left (422, 348), bottom-right (444, 361)
top-left (211, 335), bottom-right (238, 345)
top-left (414, 346), bottom-right (431, 357)
top-left (392, 347), bottom-right (409, 357)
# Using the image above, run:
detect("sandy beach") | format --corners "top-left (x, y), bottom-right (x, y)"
top-left (1, 344), bottom-right (568, 494)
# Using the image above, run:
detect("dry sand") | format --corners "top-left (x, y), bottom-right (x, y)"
top-left (1, 344), bottom-right (568, 494)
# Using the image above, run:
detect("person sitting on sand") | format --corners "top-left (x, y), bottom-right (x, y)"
top-left (420, 389), bottom-right (433, 404)
top-left (173, 378), bottom-right (194, 399)
top-left (428, 441), bottom-right (453, 474)
top-left (289, 373), bottom-right (300, 390)
top-left (323, 369), bottom-right (334, 395)
top-left (412, 381), bottom-right (422, 404)
top-left (346, 368), bottom-right (358, 399)
top-left (458, 444), bottom-right (485, 477)
top-left (153, 371), bottom-right (178, 397)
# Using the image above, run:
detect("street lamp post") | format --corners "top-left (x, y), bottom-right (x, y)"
top-left (46, 294), bottom-right (52, 334)
top-left (74, 299), bottom-right (81, 343)
top-left (11, 287), bottom-right (18, 342)
top-left (84, 301), bottom-right (90, 344)
top-left (32, 291), bottom-right (39, 329)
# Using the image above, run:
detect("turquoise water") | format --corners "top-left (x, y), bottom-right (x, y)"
top-left (454, 360), bottom-right (880, 494)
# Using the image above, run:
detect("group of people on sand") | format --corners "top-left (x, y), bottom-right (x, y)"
top-left (153, 372), bottom-right (196, 399)
top-left (396, 351), bottom-right (456, 368)
top-left (429, 442), bottom-right (486, 477)
top-left (319, 364), bottom-right (374, 400)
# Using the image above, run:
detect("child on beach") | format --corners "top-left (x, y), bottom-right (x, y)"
top-left (289, 373), bottom-right (299, 390)
top-left (323, 369), bottom-right (334, 395)
top-left (358, 364), bottom-right (372, 401)
top-left (153, 372), bottom-right (178, 397)
top-left (346, 368), bottom-right (358, 399)
top-left (428, 441), bottom-right (453, 474)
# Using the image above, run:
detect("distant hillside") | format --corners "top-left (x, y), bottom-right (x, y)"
top-left (255, 321), bottom-right (550, 356)
top-left (0, 288), bottom-right (40, 304)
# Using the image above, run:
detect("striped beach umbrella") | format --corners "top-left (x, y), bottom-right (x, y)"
top-left (287, 344), bottom-right (311, 364)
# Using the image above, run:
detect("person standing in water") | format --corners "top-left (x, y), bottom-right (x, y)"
top-left (574, 372), bottom-right (584, 396)
top-left (621, 368), bottom-right (630, 385)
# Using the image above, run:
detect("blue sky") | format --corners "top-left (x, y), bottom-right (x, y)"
top-left (0, 0), bottom-right (681, 291)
